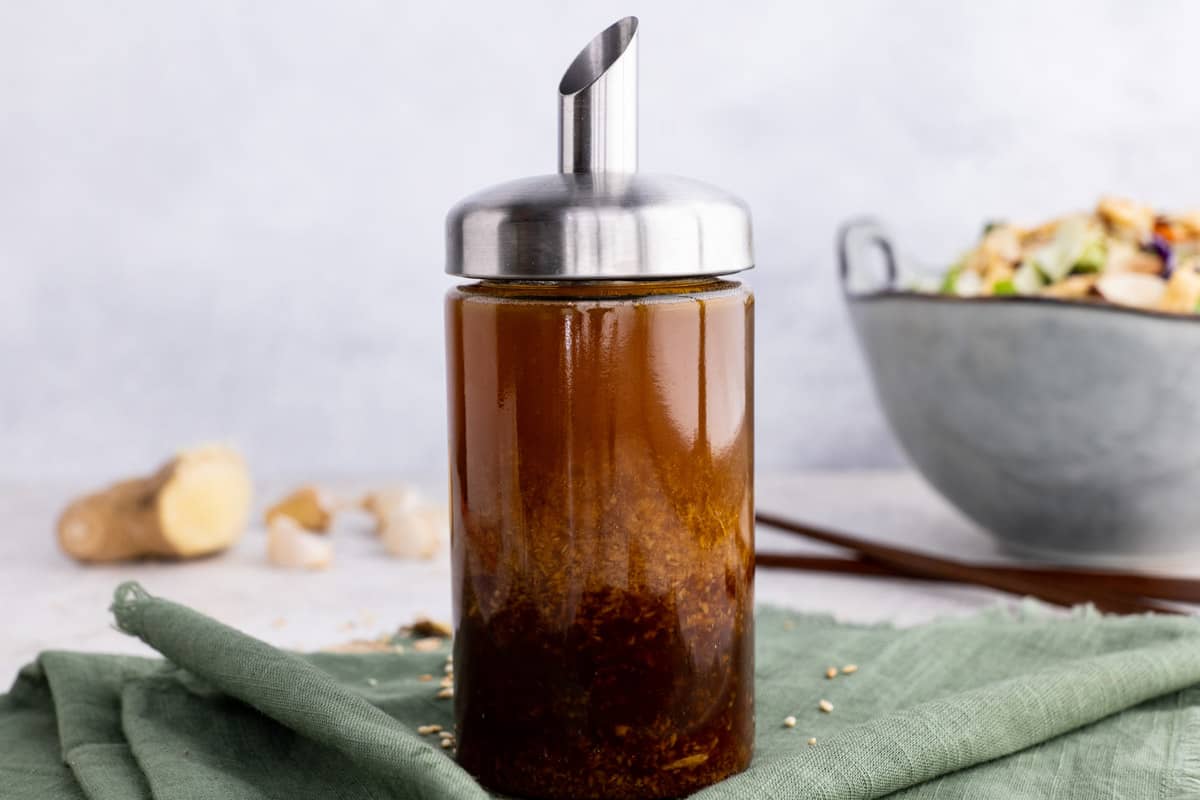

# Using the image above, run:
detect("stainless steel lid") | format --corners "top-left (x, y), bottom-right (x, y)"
top-left (445, 16), bottom-right (754, 280)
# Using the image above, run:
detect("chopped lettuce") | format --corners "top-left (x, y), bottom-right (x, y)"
top-left (992, 279), bottom-right (1017, 296)
top-left (940, 260), bottom-right (964, 295)
top-left (1072, 238), bottom-right (1107, 273)
top-left (940, 267), bottom-right (960, 296)
top-left (1032, 218), bottom-right (1091, 282)
top-left (1013, 262), bottom-right (1045, 295)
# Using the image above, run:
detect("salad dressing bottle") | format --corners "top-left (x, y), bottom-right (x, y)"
top-left (444, 17), bottom-right (756, 799)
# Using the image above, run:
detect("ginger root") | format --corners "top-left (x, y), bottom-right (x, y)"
top-left (362, 488), bottom-right (446, 559)
top-left (57, 444), bottom-right (252, 563)
top-left (266, 515), bottom-right (334, 569)
top-left (265, 485), bottom-right (335, 532)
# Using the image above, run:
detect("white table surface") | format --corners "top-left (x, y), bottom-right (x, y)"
top-left (0, 469), bottom-right (1150, 681)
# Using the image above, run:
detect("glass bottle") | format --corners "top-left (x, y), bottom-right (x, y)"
top-left (444, 17), bottom-right (755, 800)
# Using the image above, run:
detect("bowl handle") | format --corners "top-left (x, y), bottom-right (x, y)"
top-left (837, 218), bottom-right (898, 295)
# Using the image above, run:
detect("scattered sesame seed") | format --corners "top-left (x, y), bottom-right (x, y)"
top-left (842, 664), bottom-right (858, 675)
top-left (417, 725), bottom-right (442, 735)
top-left (438, 730), bottom-right (455, 740)
top-left (783, 715), bottom-right (797, 728)
top-left (439, 675), bottom-right (454, 688)
top-left (440, 738), bottom-right (455, 749)
top-left (818, 699), bottom-right (834, 713)
top-left (807, 737), bottom-right (817, 746)
top-left (825, 666), bottom-right (838, 679)
top-left (444, 663), bottom-right (454, 674)
top-left (437, 687), bottom-right (454, 699)
top-left (418, 674), bottom-right (433, 682)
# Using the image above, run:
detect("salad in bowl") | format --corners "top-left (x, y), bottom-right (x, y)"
top-left (839, 203), bottom-right (1200, 563)
top-left (935, 197), bottom-right (1200, 316)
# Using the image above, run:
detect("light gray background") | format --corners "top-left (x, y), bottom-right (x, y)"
top-left (3, 0), bottom-right (1197, 483)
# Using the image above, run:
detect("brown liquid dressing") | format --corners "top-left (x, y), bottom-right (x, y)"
top-left (446, 279), bottom-right (754, 800)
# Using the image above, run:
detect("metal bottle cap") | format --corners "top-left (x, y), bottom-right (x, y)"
top-left (445, 16), bottom-right (754, 280)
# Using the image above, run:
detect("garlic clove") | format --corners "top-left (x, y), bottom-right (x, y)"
top-left (266, 515), bottom-right (334, 569)
top-left (380, 505), bottom-right (445, 559)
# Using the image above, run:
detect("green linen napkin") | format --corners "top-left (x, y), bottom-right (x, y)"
top-left (3, 583), bottom-right (1200, 799)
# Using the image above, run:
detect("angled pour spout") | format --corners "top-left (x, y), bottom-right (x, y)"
top-left (558, 16), bottom-right (639, 174)
top-left (447, 13), bottom-right (751, 280)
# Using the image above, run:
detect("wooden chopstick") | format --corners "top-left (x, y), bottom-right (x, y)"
top-left (754, 551), bottom-right (1200, 604)
top-left (754, 511), bottom-right (1183, 616)
top-left (756, 552), bottom-right (903, 577)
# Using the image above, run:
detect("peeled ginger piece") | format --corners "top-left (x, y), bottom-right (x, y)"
top-left (57, 444), bottom-right (253, 563)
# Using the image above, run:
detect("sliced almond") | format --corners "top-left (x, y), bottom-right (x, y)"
top-left (1097, 196), bottom-right (1155, 238)
top-left (1160, 267), bottom-right (1200, 314)
top-left (1097, 272), bottom-right (1167, 310)
top-left (1040, 273), bottom-right (1098, 300)
top-left (1107, 241), bottom-right (1163, 275)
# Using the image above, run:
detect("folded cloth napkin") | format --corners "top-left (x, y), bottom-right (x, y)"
top-left (3, 583), bottom-right (1200, 800)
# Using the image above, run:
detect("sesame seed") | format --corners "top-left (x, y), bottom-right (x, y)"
top-left (825, 666), bottom-right (838, 679)
top-left (418, 674), bottom-right (433, 682)
top-left (783, 715), bottom-right (797, 728)
top-left (437, 687), bottom-right (454, 699)
top-left (818, 699), bottom-right (833, 713)
top-left (440, 738), bottom-right (455, 749)
top-left (807, 737), bottom-right (817, 746)
top-left (842, 664), bottom-right (858, 675)
top-left (417, 725), bottom-right (442, 735)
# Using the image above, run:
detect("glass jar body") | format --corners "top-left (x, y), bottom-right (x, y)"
top-left (445, 278), bottom-right (754, 800)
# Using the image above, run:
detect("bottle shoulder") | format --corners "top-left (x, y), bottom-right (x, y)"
top-left (446, 278), bottom-right (751, 305)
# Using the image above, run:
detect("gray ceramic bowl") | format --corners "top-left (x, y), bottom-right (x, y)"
top-left (839, 219), bottom-right (1200, 565)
